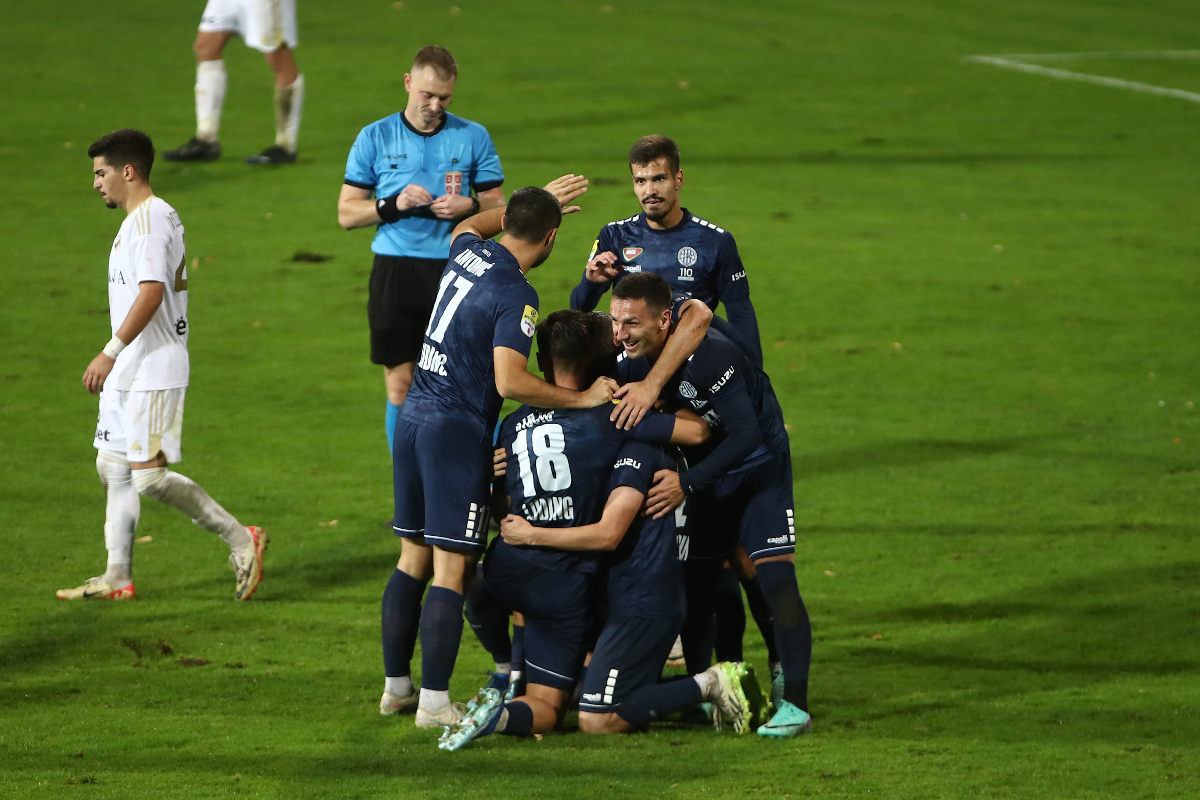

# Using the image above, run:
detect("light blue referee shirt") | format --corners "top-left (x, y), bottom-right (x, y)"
top-left (344, 111), bottom-right (504, 259)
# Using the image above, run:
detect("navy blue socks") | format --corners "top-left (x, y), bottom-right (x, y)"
top-left (382, 568), bottom-right (427, 677)
top-left (680, 559), bottom-right (721, 674)
top-left (713, 566), bottom-right (746, 662)
top-left (741, 575), bottom-right (780, 665)
top-left (465, 565), bottom-right (512, 663)
top-left (497, 700), bottom-right (534, 737)
top-left (755, 561), bottom-right (812, 712)
top-left (616, 676), bottom-right (704, 728)
top-left (419, 586), bottom-right (465, 691)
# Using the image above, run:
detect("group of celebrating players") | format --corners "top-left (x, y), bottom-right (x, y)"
top-left (66, 27), bottom-right (814, 747)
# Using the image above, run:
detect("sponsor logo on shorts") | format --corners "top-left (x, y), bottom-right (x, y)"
top-left (521, 305), bottom-right (538, 338)
top-left (710, 366), bottom-right (736, 394)
top-left (418, 343), bottom-right (448, 376)
top-left (453, 248), bottom-right (493, 276)
top-left (677, 246), bottom-right (698, 267)
top-left (767, 535), bottom-right (791, 544)
top-left (678, 381), bottom-right (697, 399)
top-left (582, 692), bottom-right (602, 703)
top-left (613, 458), bottom-right (641, 470)
top-left (622, 247), bottom-right (643, 261)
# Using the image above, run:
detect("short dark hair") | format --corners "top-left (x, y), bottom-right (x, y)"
top-left (536, 309), bottom-right (618, 386)
top-left (628, 134), bottom-right (680, 174)
top-left (503, 187), bottom-right (563, 243)
top-left (612, 272), bottom-right (672, 313)
top-left (88, 129), bottom-right (155, 180)
top-left (413, 45), bottom-right (457, 79)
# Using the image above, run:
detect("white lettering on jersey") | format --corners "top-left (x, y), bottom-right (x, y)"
top-left (452, 249), bottom-right (494, 277)
top-left (521, 495), bottom-right (575, 522)
top-left (417, 342), bottom-right (448, 376)
top-left (582, 692), bottom-right (603, 703)
top-left (731, 270), bottom-right (746, 281)
top-left (613, 458), bottom-right (642, 470)
top-left (515, 409), bottom-right (555, 432)
top-left (701, 409), bottom-right (722, 426)
top-left (679, 267), bottom-right (695, 282)
top-left (710, 366), bottom-right (736, 394)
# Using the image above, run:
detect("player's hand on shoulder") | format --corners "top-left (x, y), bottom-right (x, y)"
top-left (82, 353), bottom-right (115, 394)
top-left (500, 514), bottom-right (537, 546)
top-left (430, 192), bottom-right (473, 219)
top-left (646, 469), bottom-right (685, 519)
top-left (585, 250), bottom-right (623, 283)
top-left (579, 376), bottom-right (618, 408)
top-left (544, 174), bottom-right (589, 214)
top-left (493, 446), bottom-right (507, 478)
top-left (611, 379), bottom-right (657, 429)
top-left (397, 184), bottom-right (435, 210)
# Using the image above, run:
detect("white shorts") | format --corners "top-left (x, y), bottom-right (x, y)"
top-left (94, 387), bottom-right (187, 464)
top-left (198, 0), bottom-right (298, 53)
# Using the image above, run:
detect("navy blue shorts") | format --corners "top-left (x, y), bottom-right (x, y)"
top-left (579, 614), bottom-right (684, 714)
top-left (483, 542), bottom-right (594, 692)
top-left (686, 451), bottom-right (796, 561)
top-left (392, 417), bottom-right (491, 552)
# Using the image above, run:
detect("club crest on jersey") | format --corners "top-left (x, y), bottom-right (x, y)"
top-left (521, 305), bottom-right (538, 338)
top-left (622, 247), bottom-right (643, 261)
top-left (677, 246), bottom-right (698, 267)
top-left (679, 381), bottom-right (698, 399)
top-left (444, 170), bottom-right (463, 195)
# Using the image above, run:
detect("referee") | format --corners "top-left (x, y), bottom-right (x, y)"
top-left (338, 46), bottom-right (505, 450)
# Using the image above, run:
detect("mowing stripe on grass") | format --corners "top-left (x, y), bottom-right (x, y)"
top-left (966, 53), bottom-right (1200, 105)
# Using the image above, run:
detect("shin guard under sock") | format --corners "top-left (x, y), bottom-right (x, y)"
top-left (382, 569), bottom-right (427, 677)
top-left (755, 561), bottom-right (812, 712)
top-left (713, 566), bottom-right (746, 662)
top-left (419, 586), bottom-right (465, 691)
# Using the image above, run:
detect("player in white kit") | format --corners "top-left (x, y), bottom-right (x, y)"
top-left (58, 129), bottom-right (267, 602)
top-left (163, 0), bottom-right (305, 165)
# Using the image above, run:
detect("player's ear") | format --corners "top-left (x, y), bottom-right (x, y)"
top-left (544, 228), bottom-right (559, 248)
top-left (676, 169), bottom-right (684, 188)
top-left (123, 164), bottom-right (137, 183)
top-left (499, 214), bottom-right (507, 231)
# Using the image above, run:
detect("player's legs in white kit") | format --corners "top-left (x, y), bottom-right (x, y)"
top-left (163, 0), bottom-right (304, 164)
top-left (57, 388), bottom-right (267, 601)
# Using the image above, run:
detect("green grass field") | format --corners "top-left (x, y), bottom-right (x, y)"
top-left (3, 1), bottom-right (1199, 797)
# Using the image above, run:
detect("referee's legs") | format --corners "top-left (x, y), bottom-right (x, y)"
top-left (384, 362), bottom-right (415, 454)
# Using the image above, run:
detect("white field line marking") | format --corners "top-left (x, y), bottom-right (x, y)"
top-left (966, 54), bottom-right (1200, 104)
top-left (1001, 50), bottom-right (1200, 62)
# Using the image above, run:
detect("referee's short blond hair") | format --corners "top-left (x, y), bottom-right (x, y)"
top-left (413, 46), bottom-right (457, 80)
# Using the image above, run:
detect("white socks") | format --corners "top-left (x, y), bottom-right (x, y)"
top-left (97, 451), bottom-right (139, 584)
top-left (419, 688), bottom-right (450, 711)
top-left (694, 668), bottom-right (717, 700)
top-left (195, 60), bottom-right (227, 141)
top-left (493, 661), bottom-right (512, 676)
top-left (273, 74), bottom-right (305, 153)
top-left (385, 676), bottom-right (414, 697)
top-left (132, 467), bottom-right (250, 550)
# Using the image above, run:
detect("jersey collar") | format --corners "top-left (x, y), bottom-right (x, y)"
top-left (400, 109), bottom-right (448, 137)
top-left (641, 207), bottom-right (690, 235)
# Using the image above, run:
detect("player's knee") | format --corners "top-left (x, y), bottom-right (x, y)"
top-left (96, 450), bottom-right (131, 485)
top-left (577, 712), bottom-right (606, 734)
top-left (132, 466), bottom-right (171, 500)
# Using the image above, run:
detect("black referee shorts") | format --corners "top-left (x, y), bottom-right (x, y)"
top-left (368, 254), bottom-right (447, 368)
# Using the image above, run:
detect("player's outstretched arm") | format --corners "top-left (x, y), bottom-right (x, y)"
top-left (494, 347), bottom-right (616, 409)
top-left (669, 408), bottom-right (711, 446)
top-left (83, 280), bottom-right (164, 394)
top-left (499, 486), bottom-right (643, 551)
top-left (453, 175), bottom-right (589, 241)
top-left (611, 299), bottom-right (714, 429)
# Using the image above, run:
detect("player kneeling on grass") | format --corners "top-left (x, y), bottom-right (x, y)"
top-left (438, 310), bottom-right (757, 750)
top-left (58, 129), bottom-right (266, 602)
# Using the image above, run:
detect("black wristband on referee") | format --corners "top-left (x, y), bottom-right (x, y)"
top-left (466, 195), bottom-right (481, 217)
top-left (376, 193), bottom-right (409, 224)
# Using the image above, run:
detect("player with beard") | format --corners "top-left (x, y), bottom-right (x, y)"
top-left (609, 273), bottom-right (815, 739)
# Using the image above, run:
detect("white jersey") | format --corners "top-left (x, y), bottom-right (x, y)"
top-left (107, 197), bottom-right (190, 391)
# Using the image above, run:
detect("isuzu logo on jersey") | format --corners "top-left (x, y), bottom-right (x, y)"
top-left (613, 458), bottom-right (642, 470)
top-left (677, 246), bottom-right (698, 267)
top-left (679, 381), bottom-right (698, 399)
top-left (521, 305), bottom-right (538, 338)
top-left (622, 247), bottom-right (643, 261)
top-left (732, 270), bottom-right (746, 281)
top-left (444, 171), bottom-right (463, 195)
top-left (710, 366), bottom-right (736, 393)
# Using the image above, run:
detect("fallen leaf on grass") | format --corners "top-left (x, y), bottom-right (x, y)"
top-left (135, 535), bottom-right (152, 543)
top-left (319, 519), bottom-right (339, 527)
top-left (824, 569), bottom-right (835, 576)
top-left (872, 633), bottom-right (884, 640)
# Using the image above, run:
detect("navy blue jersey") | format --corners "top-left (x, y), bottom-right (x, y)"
top-left (605, 442), bottom-right (688, 619)
top-left (344, 112), bottom-right (504, 259)
top-left (617, 326), bottom-right (789, 475)
top-left (400, 233), bottom-right (538, 441)
top-left (495, 405), bottom-right (675, 574)
top-left (570, 209), bottom-right (748, 312)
